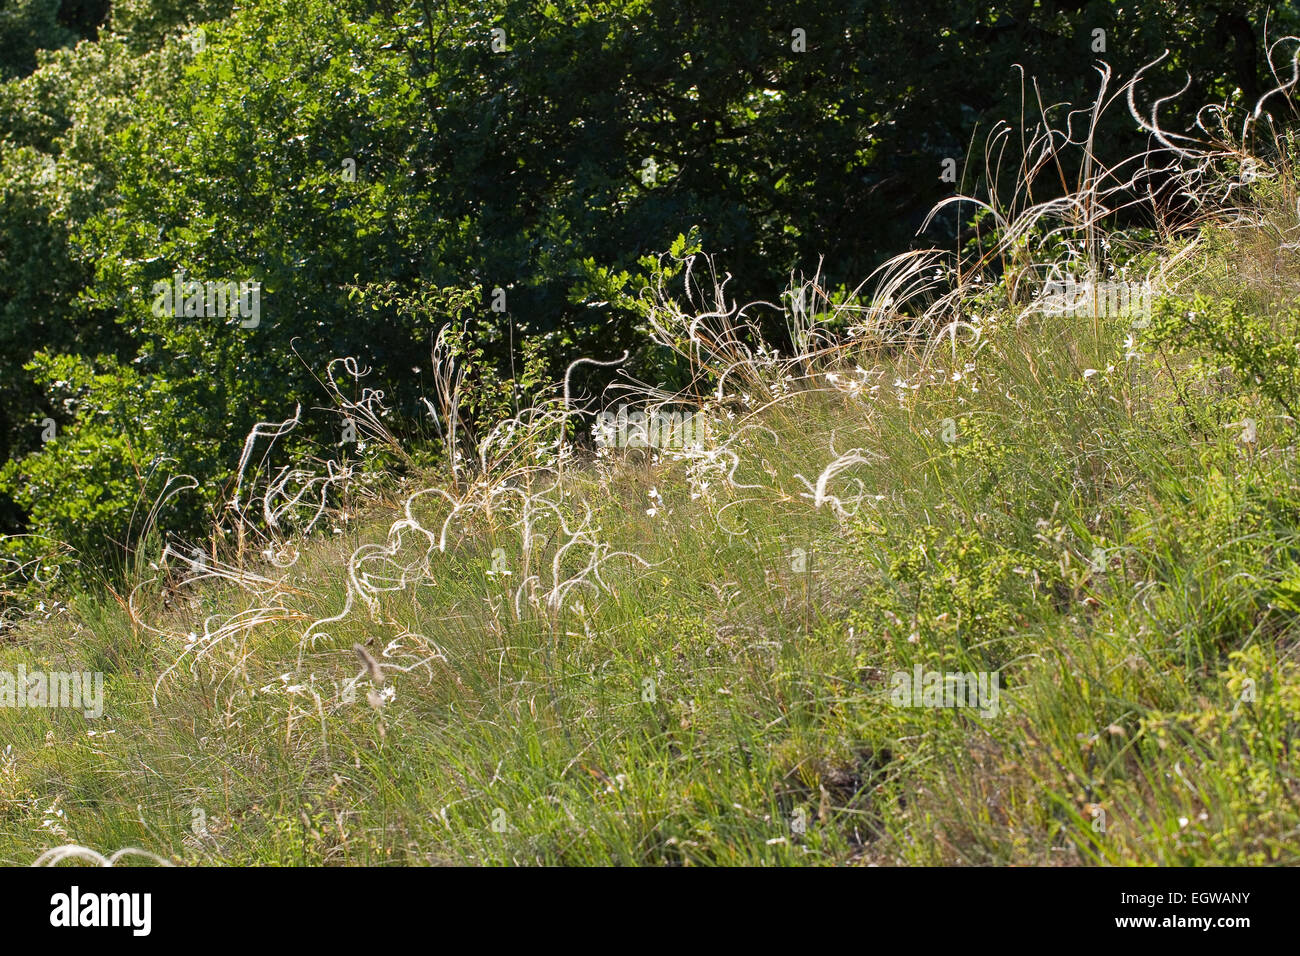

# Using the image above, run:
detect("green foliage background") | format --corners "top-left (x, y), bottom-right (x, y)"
top-left (1, 0), bottom-right (1296, 577)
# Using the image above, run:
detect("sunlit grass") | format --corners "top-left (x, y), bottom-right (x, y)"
top-left (5, 68), bottom-right (1300, 866)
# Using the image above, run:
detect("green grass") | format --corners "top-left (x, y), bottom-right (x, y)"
top-left (5, 144), bottom-right (1300, 867)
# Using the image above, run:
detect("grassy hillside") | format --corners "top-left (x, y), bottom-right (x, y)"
top-left (4, 109), bottom-right (1300, 867)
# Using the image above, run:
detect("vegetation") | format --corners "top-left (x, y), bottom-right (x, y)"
top-left (1, 1), bottom-right (1299, 866)
top-left (2, 0), bottom-right (1299, 574)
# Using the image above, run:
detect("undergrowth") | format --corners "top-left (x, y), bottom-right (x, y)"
top-left (3, 54), bottom-right (1300, 866)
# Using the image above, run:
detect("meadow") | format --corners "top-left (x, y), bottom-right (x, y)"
top-left (5, 72), bottom-right (1300, 865)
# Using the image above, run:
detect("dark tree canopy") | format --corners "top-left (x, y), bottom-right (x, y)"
top-left (0, 0), bottom-right (1296, 574)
